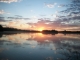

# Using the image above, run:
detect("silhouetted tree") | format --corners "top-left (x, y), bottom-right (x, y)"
top-left (0, 25), bottom-right (3, 31)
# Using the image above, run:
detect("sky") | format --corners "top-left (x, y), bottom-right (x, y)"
top-left (0, 0), bottom-right (80, 31)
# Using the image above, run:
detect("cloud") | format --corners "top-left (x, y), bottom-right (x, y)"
top-left (52, 14), bottom-right (57, 18)
top-left (0, 16), bottom-right (31, 28)
top-left (0, 10), bottom-right (10, 14)
top-left (6, 20), bottom-right (31, 29)
top-left (28, 19), bottom-right (62, 30)
top-left (7, 15), bottom-right (30, 21)
top-left (7, 17), bottom-right (31, 21)
top-left (57, 0), bottom-right (80, 30)
top-left (44, 3), bottom-right (57, 8)
top-left (28, 15), bottom-right (80, 31)
top-left (54, 10), bottom-right (80, 26)
top-left (0, 17), bottom-right (6, 22)
top-left (14, 15), bottom-right (23, 17)
top-left (58, 4), bottom-right (66, 7)
top-left (0, 0), bottom-right (22, 3)
top-left (67, 12), bottom-right (80, 20)
top-left (0, 10), bottom-right (5, 14)
top-left (38, 18), bottom-right (50, 21)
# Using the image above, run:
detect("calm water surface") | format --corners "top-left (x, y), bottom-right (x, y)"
top-left (0, 33), bottom-right (80, 60)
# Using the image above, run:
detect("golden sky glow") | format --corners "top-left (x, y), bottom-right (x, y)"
top-left (37, 27), bottom-right (44, 31)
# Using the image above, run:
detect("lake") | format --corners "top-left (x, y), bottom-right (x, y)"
top-left (0, 33), bottom-right (80, 60)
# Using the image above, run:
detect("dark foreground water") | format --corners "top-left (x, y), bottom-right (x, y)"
top-left (0, 33), bottom-right (80, 60)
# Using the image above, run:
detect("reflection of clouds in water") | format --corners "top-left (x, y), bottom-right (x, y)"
top-left (0, 34), bottom-right (28, 44)
top-left (0, 33), bottom-right (80, 48)
top-left (31, 46), bottom-right (36, 48)
top-left (0, 33), bottom-right (80, 49)
top-left (0, 48), bottom-right (9, 52)
top-left (55, 34), bottom-right (80, 39)
top-left (0, 33), bottom-right (80, 60)
top-left (61, 40), bottom-right (80, 46)
top-left (45, 57), bottom-right (53, 60)
top-left (51, 47), bottom-right (57, 51)
top-left (45, 40), bottom-right (50, 42)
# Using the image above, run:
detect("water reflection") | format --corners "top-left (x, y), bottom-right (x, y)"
top-left (0, 33), bottom-right (80, 60)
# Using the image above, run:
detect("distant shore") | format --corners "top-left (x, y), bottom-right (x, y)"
top-left (0, 25), bottom-right (80, 35)
top-left (0, 30), bottom-right (80, 35)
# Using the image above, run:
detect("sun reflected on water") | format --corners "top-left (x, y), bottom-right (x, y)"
top-left (0, 33), bottom-right (80, 60)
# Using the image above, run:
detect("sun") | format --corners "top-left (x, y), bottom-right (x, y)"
top-left (38, 27), bottom-right (44, 31)
top-left (39, 29), bottom-right (43, 31)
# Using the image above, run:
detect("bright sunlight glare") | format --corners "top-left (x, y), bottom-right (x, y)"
top-left (38, 27), bottom-right (44, 31)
